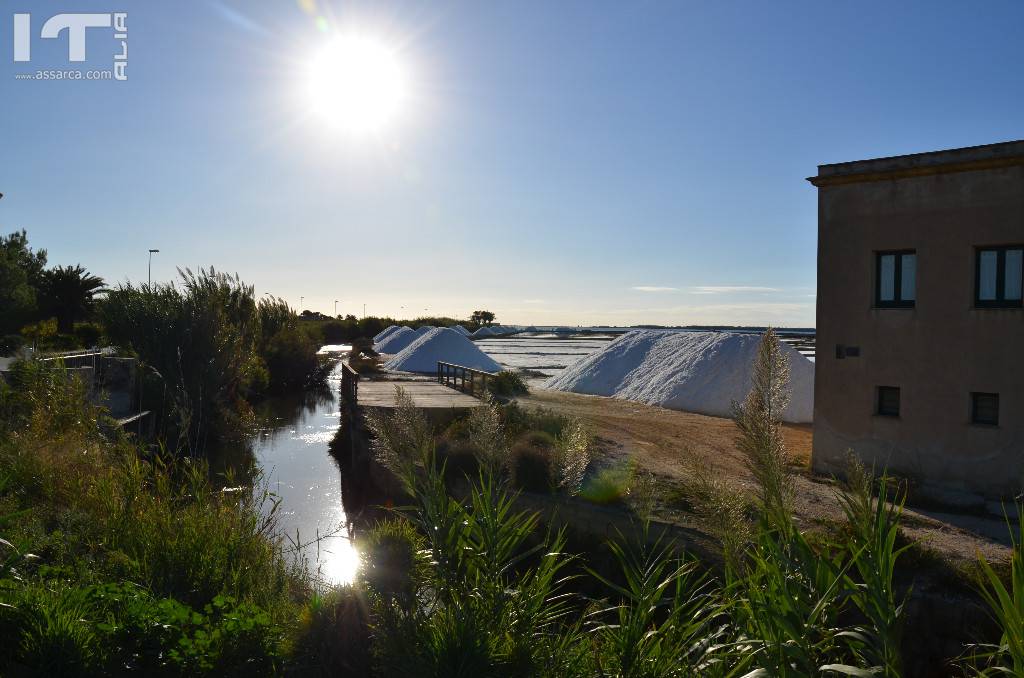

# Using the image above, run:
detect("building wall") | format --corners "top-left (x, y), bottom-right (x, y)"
top-left (813, 163), bottom-right (1024, 497)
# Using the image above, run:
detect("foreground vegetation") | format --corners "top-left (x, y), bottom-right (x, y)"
top-left (0, 360), bottom-right (307, 675)
top-left (2, 328), bottom-right (1023, 675)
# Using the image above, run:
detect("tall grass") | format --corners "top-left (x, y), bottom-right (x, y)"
top-left (100, 268), bottom-right (326, 453)
top-left (732, 326), bottom-right (794, 524)
top-left (960, 504), bottom-right (1024, 675)
top-left (361, 380), bottom-right (911, 677)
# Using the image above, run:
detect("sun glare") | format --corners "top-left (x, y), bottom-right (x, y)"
top-left (305, 35), bottom-right (408, 135)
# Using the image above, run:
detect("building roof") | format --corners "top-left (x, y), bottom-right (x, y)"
top-left (807, 139), bottom-right (1024, 187)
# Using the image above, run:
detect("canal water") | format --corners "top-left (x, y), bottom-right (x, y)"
top-left (236, 336), bottom-right (606, 586)
top-left (246, 357), bottom-right (361, 586)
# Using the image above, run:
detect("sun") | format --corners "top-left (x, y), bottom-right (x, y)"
top-left (304, 35), bottom-right (408, 135)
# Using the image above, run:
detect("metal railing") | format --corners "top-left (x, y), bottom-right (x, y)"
top-left (38, 350), bottom-right (103, 370)
top-left (341, 362), bottom-right (359, 410)
top-left (437, 361), bottom-right (496, 398)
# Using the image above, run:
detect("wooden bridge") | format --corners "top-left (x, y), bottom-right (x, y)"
top-left (341, 361), bottom-right (488, 414)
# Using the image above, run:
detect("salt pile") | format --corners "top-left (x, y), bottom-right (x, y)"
top-left (375, 326), bottom-right (418, 354)
top-left (472, 326), bottom-right (496, 338)
top-left (385, 327), bottom-right (503, 374)
top-left (374, 325), bottom-right (401, 343)
top-left (545, 330), bottom-right (814, 423)
top-left (451, 325), bottom-right (471, 336)
top-left (414, 325), bottom-right (436, 337)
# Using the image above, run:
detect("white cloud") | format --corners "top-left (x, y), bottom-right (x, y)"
top-left (690, 286), bottom-right (780, 295)
top-left (631, 286), bottom-right (679, 293)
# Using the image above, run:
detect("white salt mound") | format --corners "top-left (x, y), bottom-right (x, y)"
top-left (451, 325), bottom-right (471, 336)
top-left (375, 326), bottom-right (418, 354)
top-left (374, 325), bottom-right (401, 343)
top-left (471, 326), bottom-right (495, 338)
top-left (385, 327), bottom-right (503, 374)
top-left (545, 330), bottom-right (814, 423)
top-left (414, 325), bottom-right (436, 337)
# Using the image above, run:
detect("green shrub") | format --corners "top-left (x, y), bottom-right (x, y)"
top-left (580, 464), bottom-right (633, 505)
top-left (509, 442), bottom-right (553, 493)
top-left (0, 334), bottom-right (24, 355)
top-left (73, 322), bottom-right (103, 347)
top-left (264, 326), bottom-right (321, 391)
top-left (88, 455), bottom-right (293, 609)
top-left (434, 439), bottom-right (481, 481)
top-left (351, 336), bottom-right (376, 355)
top-left (321, 320), bottom-right (347, 344)
top-left (508, 431), bottom-right (557, 492)
top-left (19, 318), bottom-right (56, 349)
top-left (290, 586), bottom-right (372, 676)
top-left (0, 581), bottom-right (284, 676)
top-left (360, 517), bottom-right (427, 606)
top-left (48, 332), bottom-right (81, 350)
top-left (488, 370), bottom-right (529, 398)
top-left (499, 402), bottom-right (568, 440)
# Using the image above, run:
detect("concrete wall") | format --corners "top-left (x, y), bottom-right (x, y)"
top-left (813, 158), bottom-right (1024, 498)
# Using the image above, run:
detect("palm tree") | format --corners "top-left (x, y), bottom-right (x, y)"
top-left (41, 265), bottom-right (106, 334)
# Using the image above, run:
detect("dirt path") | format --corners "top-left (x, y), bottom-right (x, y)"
top-left (519, 389), bottom-right (1010, 565)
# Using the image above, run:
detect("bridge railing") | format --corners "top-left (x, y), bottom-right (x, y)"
top-left (341, 362), bottom-right (359, 410)
top-left (38, 350), bottom-right (103, 371)
top-left (437, 361), bottom-right (496, 398)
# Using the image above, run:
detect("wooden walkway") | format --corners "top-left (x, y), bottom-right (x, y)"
top-left (358, 379), bottom-right (484, 411)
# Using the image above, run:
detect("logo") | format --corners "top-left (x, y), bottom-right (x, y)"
top-left (12, 12), bottom-right (127, 81)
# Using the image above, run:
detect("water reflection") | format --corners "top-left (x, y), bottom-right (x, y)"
top-left (248, 362), bottom-right (361, 586)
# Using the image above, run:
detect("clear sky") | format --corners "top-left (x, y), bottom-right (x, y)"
top-left (2, 1), bottom-right (1023, 327)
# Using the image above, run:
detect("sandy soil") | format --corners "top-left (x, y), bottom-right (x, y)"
top-left (520, 389), bottom-right (1011, 565)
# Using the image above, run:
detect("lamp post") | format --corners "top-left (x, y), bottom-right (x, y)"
top-left (148, 249), bottom-right (159, 287)
top-left (334, 299), bottom-right (339, 316)
top-left (300, 296), bottom-right (304, 311)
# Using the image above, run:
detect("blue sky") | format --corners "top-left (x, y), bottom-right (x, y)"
top-left (2, 1), bottom-right (1023, 326)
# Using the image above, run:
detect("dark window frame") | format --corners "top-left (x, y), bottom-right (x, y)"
top-left (971, 392), bottom-right (999, 426)
top-left (876, 386), bottom-right (901, 417)
top-left (875, 250), bottom-right (916, 308)
top-left (975, 245), bottom-right (1024, 309)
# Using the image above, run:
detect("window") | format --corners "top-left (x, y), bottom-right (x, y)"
top-left (875, 251), bottom-right (916, 308)
top-left (876, 386), bottom-right (900, 417)
top-left (976, 246), bottom-right (1024, 308)
top-left (971, 392), bottom-right (999, 426)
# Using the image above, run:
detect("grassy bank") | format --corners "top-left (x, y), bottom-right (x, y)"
top-left (0, 360), bottom-right (313, 675)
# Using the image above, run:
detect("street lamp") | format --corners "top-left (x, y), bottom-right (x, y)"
top-left (148, 249), bottom-right (159, 286)
top-left (334, 299), bottom-right (339, 316)
top-left (300, 296), bottom-right (304, 311)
